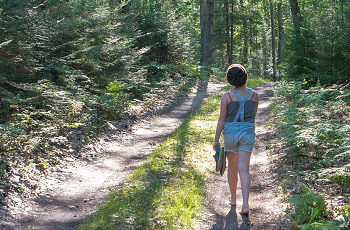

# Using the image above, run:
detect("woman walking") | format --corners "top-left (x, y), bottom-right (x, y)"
top-left (213, 64), bottom-right (259, 215)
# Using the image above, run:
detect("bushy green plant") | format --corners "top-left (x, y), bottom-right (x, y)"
top-left (298, 220), bottom-right (343, 230)
top-left (288, 184), bottom-right (348, 229)
top-left (98, 81), bottom-right (128, 120)
top-left (272, 81), bottom-right (350, 229)
top-left (271, 81), bottom-right (350, 160)
top-left (339, 205), bottom-right (350, 227)
top-left (288, 184), bottom-right (327, 225)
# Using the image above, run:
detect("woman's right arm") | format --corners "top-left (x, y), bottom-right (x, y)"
top-left (213, 93), bottom-right (228, 150)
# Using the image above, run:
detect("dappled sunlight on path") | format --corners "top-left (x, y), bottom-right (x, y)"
top-left (5, 80), bottom-right (225, 230)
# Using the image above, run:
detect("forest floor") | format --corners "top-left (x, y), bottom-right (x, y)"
top-left (0, 80), bottom-right (291, 229)
top-left (0, 80), bottom-right (223, 229)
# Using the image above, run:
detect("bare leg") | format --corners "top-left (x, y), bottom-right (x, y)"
top-left (237, 150), bottom-right (251, 214)
top-left (226, 151), bottom-right (238, 205)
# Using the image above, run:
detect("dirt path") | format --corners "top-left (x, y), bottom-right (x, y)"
top-left (0, 80), bottom-right (226, 230)
top-left (201, 82), bottom-right (291, 229)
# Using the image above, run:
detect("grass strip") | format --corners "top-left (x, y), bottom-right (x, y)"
top-left (79, 77), bottom-right (268, 229)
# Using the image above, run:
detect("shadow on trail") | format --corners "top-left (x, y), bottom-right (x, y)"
top-left (76, 83), bottom-right (211, 229)
top-left (140, 79), bottom-right (198, 118)
top-left (210, 206), bottom-right (251, 230)
top-left (84, 120), bottom-right (205, 228)
top-left (6, 81), bottom-right (217, 230)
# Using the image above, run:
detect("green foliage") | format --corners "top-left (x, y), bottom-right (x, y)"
top-left (283, 0), bottom-right (350, 86)
top-left (298, 220), bottom-right (343, 230)
top-left (287, 184), bottom-right (349, 229)
top-left (339, 205), bottom-right (350, 227)
top-left (328, 171), bottom-right (350, 188)
top-left (271, 81), bottom-right (350, 162)
top-left (97, 82), bottom-right (128, 120)
top-left (288, 184), bottom-right (327, 224)
top-left (271, 81), bottom-right (350, 229)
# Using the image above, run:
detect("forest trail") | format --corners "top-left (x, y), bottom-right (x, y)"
top-left (202, 82), bottom-right (291, 229)
top-left (1, 81), bottom-right (225, 230)
top-left (1, 81), bottom-right (291, 230)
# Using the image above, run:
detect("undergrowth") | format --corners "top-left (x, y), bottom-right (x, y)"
top-left (269, 80), bottom-right (350, 229)
top-left (0, 66), bottom-right (200, 200)
top-left (79, 77), bottom-right (268, 229)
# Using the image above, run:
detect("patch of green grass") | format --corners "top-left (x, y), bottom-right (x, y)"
top-left (79, 77), bottom-right (268, 229)
top-left (79, 112), bottom-right (208, 229)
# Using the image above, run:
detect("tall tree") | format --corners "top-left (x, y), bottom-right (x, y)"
top-left (230, 0), bottom-right (234, 65)
top-left (200, 0), bottom-right (215, 66)
top-left (224, 0), bottom-right (232, 65)
top-left (262, 0), bottom-right (269, 76)
top-left (240, 0), bottom-right (248, 65)
top-left (289, 0), bottom-right (302, 34)
top-left (270, 0), bottom-right (276, 80)
top-left (277, 0), bottom-right (283, 67)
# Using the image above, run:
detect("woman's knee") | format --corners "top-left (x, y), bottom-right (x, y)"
top-left (238, 165), bottom-right (249, 174)
top-left (226, 151), bottom-right (238, 169)
top-left (229, 164), bottom-right (238, 172)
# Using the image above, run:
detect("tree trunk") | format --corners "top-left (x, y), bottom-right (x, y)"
top-left (270, 0), bottom-right (276, 81)
top-left (289, 0), bottom-right (302, 34)
top-left (200, 0), bottom-right (214, 66)
top-left (230, 0), bottom-right (234, 65)
top-left (225, 0), bottom-right (232, 65)
top-left (207, 0), bottom-right (214, 65)
top-left (277, 0), bottom-right (283, 66)
top-left (172, 0), bottom-right (177, 7)
top-left (200, 0), bottom-right (208, 65)
top-left (262, 1), bottom-right (268, 76)
top-left (240, 0), bottom-right (248, 65)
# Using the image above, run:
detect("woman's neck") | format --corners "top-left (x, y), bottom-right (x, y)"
top-left (234, 85), bottom-right (247, 90)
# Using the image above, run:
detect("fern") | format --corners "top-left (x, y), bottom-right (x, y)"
top-left (288, 184), bottom-right (327, 225)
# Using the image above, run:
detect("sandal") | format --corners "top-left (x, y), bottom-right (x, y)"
top-left (219, 148), bottom-right (226, 175)
top-left (213, 146), bottom-right (225, 172)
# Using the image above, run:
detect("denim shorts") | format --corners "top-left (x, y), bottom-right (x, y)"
top-left (223, 122), bottom-right (255, 153)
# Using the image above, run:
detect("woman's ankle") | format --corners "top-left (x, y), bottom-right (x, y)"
top-left (229, 196), bottom-right (236, 205)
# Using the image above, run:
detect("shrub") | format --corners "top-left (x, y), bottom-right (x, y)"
top-left (288, 184), bottom-right (327, 225)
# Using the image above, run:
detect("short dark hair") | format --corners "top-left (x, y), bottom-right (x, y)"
top-left (226, 64), bottom-right (248, 87)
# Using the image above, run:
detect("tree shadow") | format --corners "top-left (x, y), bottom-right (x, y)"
top-left (75, 103), bottom-right (208, 228)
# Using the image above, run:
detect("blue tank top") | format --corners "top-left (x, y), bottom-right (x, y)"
top-left (225, 89), bottom-right (257, 123)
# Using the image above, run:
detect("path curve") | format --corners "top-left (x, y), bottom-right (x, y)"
top-left (1, 80), bottom-right (226, 230)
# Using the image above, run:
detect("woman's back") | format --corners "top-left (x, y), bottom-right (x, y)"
top-left (225, 89), bottom-right (258, 123)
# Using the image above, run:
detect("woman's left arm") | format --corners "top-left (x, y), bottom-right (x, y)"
top-left (253, 92), bottom-right (259, 133)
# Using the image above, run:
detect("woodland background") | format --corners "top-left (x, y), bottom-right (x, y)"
top-left (0, 0), bottom-right (349, 229)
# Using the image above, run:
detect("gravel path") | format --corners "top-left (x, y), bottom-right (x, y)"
top-left (0, 80), bottom-right (225, 230)
top-left (200, 82), bottom-right (291, 230)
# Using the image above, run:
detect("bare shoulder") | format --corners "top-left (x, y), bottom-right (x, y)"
top-left (221, 91), bottom-right (231, 103)
top-left (252, 90), bottom-right (259, 103)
